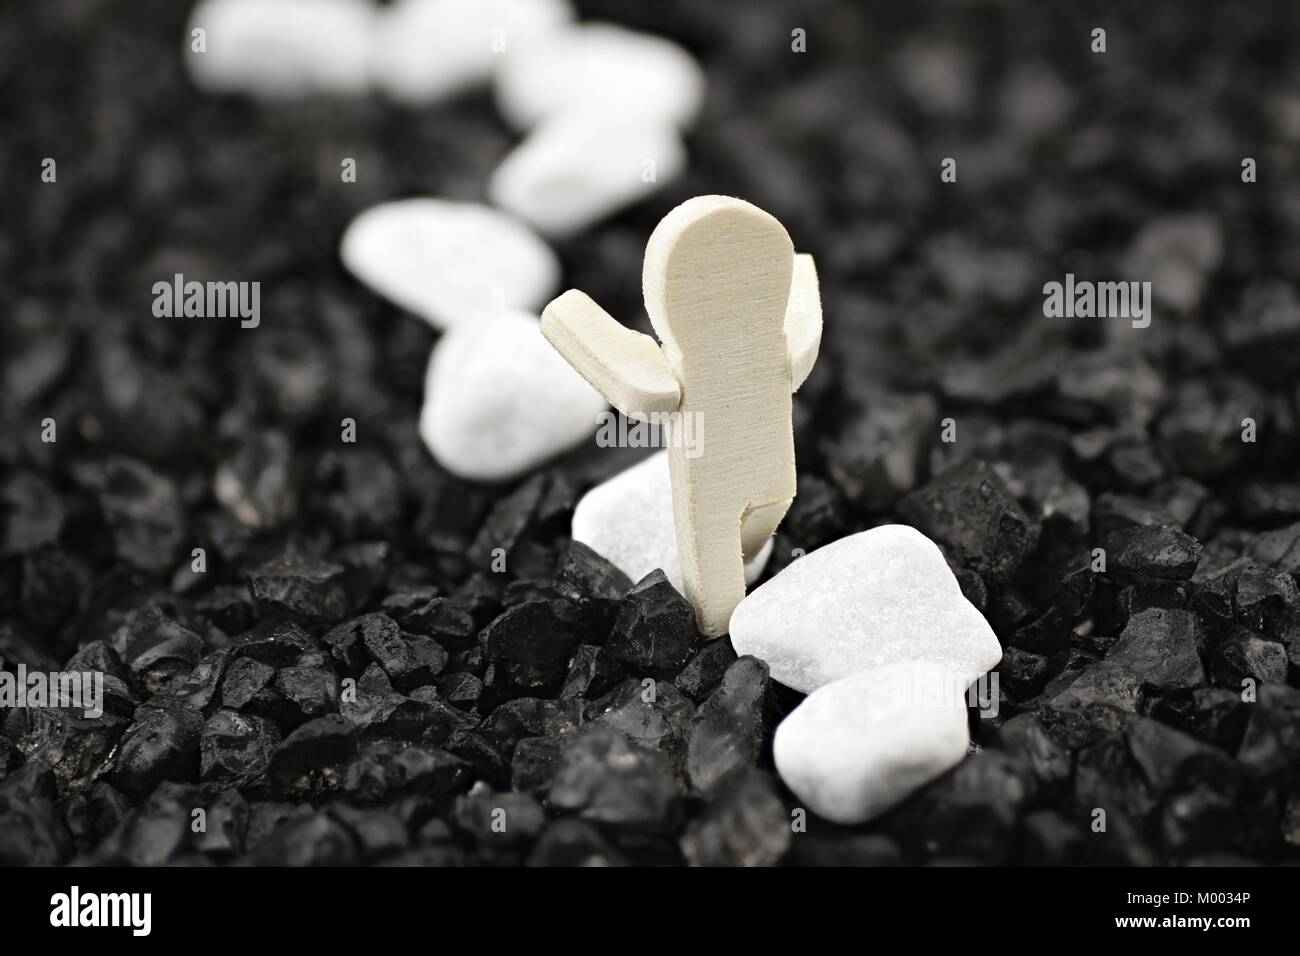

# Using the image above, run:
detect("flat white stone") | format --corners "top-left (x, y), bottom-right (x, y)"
top-left (729, 524), bottom-right (1002, 693)
top-left (369, 0), bottom-right (573, 105)
top-left (774, 661), bottom-right (972, 825)
top-left (186, 0), bottom-right (373, 97)
top-left (494, 22), bottom-right (705, 131)
top-left (420, 310), bottom-right (606, 482)
top-left (490, 110), bottom-right (686, 238)
top-left (571, 450), bottom-right (772, 594)
top-left (340, 199), bottom-right (559, 331)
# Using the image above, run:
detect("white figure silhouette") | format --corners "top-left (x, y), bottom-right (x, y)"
top-left (542, 195), bottom-right (822, 635)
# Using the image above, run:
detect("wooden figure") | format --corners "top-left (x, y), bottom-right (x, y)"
top-left (542, 195), bottom-right (822, 635)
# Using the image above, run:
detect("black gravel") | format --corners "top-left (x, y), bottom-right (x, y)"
top-left (3, 0), bottom-right (1300, 865)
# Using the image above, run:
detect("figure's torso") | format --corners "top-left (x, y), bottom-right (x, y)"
top-left (670, 331), bottom-right (796, 506)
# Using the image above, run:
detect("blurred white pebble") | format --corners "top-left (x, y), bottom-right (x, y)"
top-left (494, 23), bottom-right (706, 132)
top-left (420, 310), bottom-right (607, 482)
top-left (369, 0), bottom-right (573, 105)
top-left (572, 451), bottom-right (773, 594)
top-left (490, 110), bottom-right (686, 238)
top-left (186, 0), bottom-right (374, 97)
top-left (339, 198), bottom-right (559, 331)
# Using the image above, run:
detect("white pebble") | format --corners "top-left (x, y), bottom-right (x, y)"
top-left (774, 661), bottom-right (972, 825)
top-left (420, 311), bottom-right (606, 482)
top-left (186, 0), bottom-right (373, 97)
top-left (572, 451), bottom-right (772, 593)
top-left (494, 23), bottom-right (705, 131)
top-left (729, 524), bottom-right (1001, 694)
top-left (369, 0), bottom-right (573, 105)
top-left (339, 199), bottom-right (559, 331)
top-left (490, 110), bottom-right (686, 238)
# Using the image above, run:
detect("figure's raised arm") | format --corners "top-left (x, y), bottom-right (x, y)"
top-left (785, 253), bottom-right (822, 392)
top-left (541, 289), bottom-right (682, 421)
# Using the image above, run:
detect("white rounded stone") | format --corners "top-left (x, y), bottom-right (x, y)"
top-left (369, 0), bottom-right (573, 105)
top-left (340, 199), bottom-right (559, 331)
top-left (571, 450), bottom-right (772, 594)
top-left (729, 524), bottom-right (1002, 694)
top-left (490, 110), bottom-right (686, 238)
top-left (494, 23), bottom-right (706, 131)
top-left (186, 0), bottom-right (373, 97)
top-left (774, 661), bottom-right (972, 825)
top-left (419, 310), bottom-right (606, 482)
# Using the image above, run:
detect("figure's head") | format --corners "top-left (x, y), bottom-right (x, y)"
top-left (642, 196), bottom-right (794, 369)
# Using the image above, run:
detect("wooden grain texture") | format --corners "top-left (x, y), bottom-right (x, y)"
top-left (542, 195), bottom-right (822, 635)
top-left (541, 289), bottom-right (680, 419)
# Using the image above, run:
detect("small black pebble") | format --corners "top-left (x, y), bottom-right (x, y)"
top-left (607, 571), bottom-right (699, 673)
top-left (898, 460), bottom-right (1038, 583)
top-left (547, 728), bottom-right (682, 832)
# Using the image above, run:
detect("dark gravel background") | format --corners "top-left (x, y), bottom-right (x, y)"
top-left (4, 0), bottom-right (1300, 865)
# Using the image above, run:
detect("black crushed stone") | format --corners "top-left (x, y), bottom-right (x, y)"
top-left (3, 0), bottom-right (1300, 865)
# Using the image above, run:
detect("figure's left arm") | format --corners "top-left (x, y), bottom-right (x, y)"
top-left (784, 253), bottom-right (822, 392)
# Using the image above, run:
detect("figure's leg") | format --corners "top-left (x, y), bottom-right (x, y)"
top-left (741, 497), bottom-right (792, 563)
top-left (674, 498), bottom-right (747, 638)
